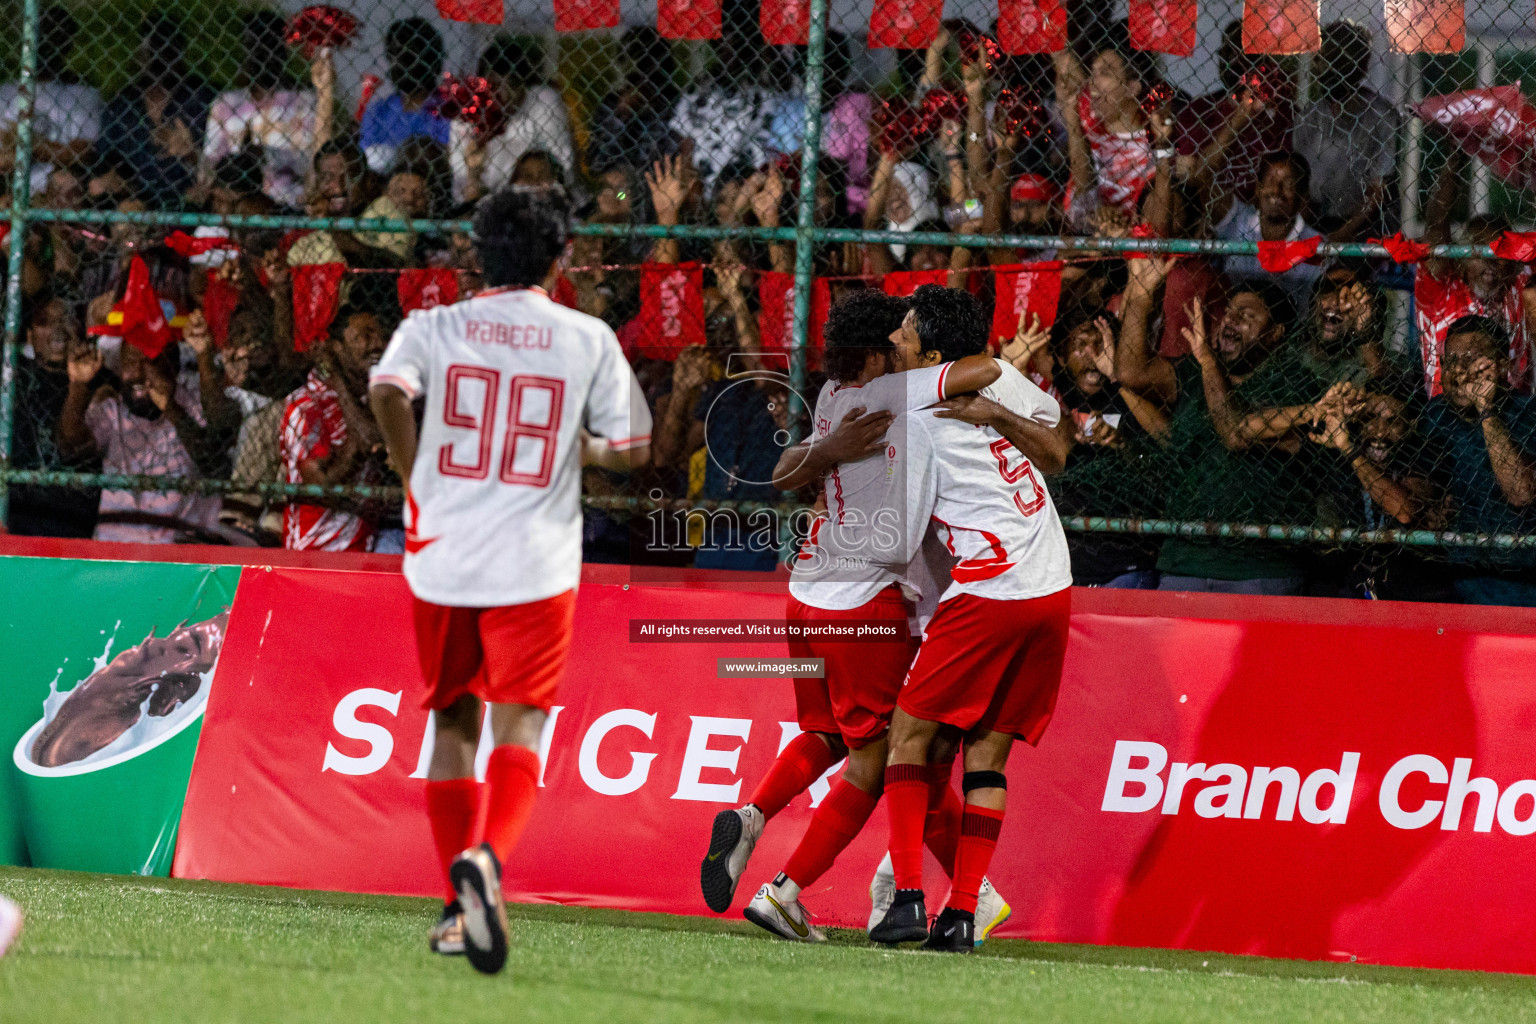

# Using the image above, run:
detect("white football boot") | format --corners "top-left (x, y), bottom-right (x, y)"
top-left (974, 878), bottom-right (1013, 946)
top-left (867, 852), bottom-right (896, 934)
top-left (701, 804), bottom-right (765, 912)
top-left (744, 883), bottom-right (827, 943)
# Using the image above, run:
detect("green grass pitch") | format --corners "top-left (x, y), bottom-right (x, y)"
top-left (3, 867), bottom-right (1535, 1023)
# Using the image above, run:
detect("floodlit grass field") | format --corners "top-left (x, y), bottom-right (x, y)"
top-left (2, 868), bottom-right (1535, 1024)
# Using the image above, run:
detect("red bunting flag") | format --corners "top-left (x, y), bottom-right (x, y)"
top-left (202, 270), bottom-right (241, 348)
top-left (658, 0), bottom-right (721, 40)
top-left (1371, 233), bottom-right (1432, 264)
top-left (638, 262), bottom-right (706, 358)
top-left (757, 272), bottom-right (831, 358)
top-left (164, 230), bottom-right (239, 260)
top-left (291, 262), bottom-right (346, 352)
top-left (1385, 0), bottom-right (1464, 54)
top-left (1490, 232), bottom-right (1536, 262)
top-left (1129, 0), bottom-right (1197, 56)
top-left (436, 0), bottom-right (501, 24)
top-left (398, 268), bottom-right (460, 315)
top-left (1414, 86), bottom-right (1536, 194)
top-left (1256, 236), bottom-right (1322, 273)
top-left (869, 0), bottom-right (942, 49)
top-left (554, 0), bottom-right (620, 33)
top-left (990, 262), bottom-right (1063, 345)
top-left (996, 0), bottom-right (1067, 54)
top-left (760, 0), bottom-right (809, 45)
top-left (881, 268), bottom-right (950, 297)
top-left (1242, 0), bottom-right (1319, 54)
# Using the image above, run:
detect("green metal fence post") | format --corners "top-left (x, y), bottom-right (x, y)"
top-left (789, 0), bottom-right (830, 436)
top-left (0, 0), bottom-right (40, 529)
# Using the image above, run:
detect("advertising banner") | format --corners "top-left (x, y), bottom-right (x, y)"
top-left (0, 556), bottom-right (239, 873)
top-left (175, 566), bottom-right (1536, 974)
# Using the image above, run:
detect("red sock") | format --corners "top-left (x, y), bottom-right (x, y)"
top-left (885, 764), bottom-right (930, 891)
top-left (949, 805), bottom-right (1005, 915)
top-left (747, 732), bottom-right (838, 821)
top-left (782, 779), bottom-right (879, 890)
top-left (476, 745), bottom-right (542, 867)
top-left (424, 777), bottom-right (479, 902)
top-left (923, 761), bottom-right (962, 879)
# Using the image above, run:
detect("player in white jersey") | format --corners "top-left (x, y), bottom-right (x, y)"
top-left (369, 188), bottom-right (651, 975)
top-left (805, 286), bottom-right (1072, 952)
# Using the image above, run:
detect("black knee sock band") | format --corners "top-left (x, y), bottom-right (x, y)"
top-left (961, 770), bottom-right (1007, 793)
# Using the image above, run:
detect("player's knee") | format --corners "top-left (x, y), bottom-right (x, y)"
top-left (842, 740), bottom-right (887, 794)
top-left (961, 731), bottom-right (1013, 775)
top-left (810, 731), bottom-right (848, 762)
top-left (435, 695), bottom-right (481, 743)
top-left (489, 703), bottom-right (549, 752)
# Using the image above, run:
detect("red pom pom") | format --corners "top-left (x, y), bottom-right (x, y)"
top-left (995, 89), bottom-right (1048, 140)
top-left (1140, 81), bottom-right (1175, 117)
top-left (873, 98), bottom-right (930, 156)
top-left (283, 6), bottom-right (358, 60)
top-left (919, 89), bottom-right (966, 134)
top-left (431, 74), bottom-right (507, 140)
top-left (955, 28), bottom-right (1003, 72)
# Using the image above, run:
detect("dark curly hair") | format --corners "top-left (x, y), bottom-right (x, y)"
top-left (821, 289), bottom-right (908, 384)
top-left (475, 187), bottom-right (571, 289)
top-left (909, 285), bottom-right (988, 363)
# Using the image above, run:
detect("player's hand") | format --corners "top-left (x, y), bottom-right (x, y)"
top-left (932, 393), bottom-right (1005, 428)
top-left (817, 406), bottom-right (894, 464)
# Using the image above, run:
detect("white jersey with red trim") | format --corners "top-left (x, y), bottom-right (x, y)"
top-left (788, 363), bottom-right (951, 610)
top-left (370, 287), bottom-right (651, 607)
top-left (811, 360), bottom-right (1071, 605)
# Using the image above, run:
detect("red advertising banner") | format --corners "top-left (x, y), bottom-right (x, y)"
top-left (637, 262), bottom-right (707, 359)
top-left (553, 0), bottom-right (620, 32)
top-left (996, 0), bottom-right (1067, 55)
top-left (178, 569), bottom-right (1536, 974)
top-left (760, 0), bottom-right (810, 45)
top-left (990, 261), bottom-right (1064, 345)
top-left (1385, 0), bottom-right (1464, 54)
top-left (1129, 0), bottom-right (1197, 56)
top-left (658, 0), bottom-right (722, 40)
top-left (868, 0), bottom-right (943, 49)
top-left (1242, 0), bottom-right (1320, 54)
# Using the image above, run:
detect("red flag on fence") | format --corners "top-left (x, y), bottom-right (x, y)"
top-left (202, 269), bottom-right (241, 348)
top-left (1490, 232), bottom-right (1536, 262)
top-left (1371, 234), bottom-right (1432, 264)
top-left (1129, 0), bottom-right (1197, 56)
top-left (658, 0), bottom-right (721, 39)
top-left (868, 0), bottom-right (942, 49)
top-left (757, 272), bottom-right (830, 359)
top-left (1385, 0), bottom-right (1464, 54)
top-left (638, 262), bottom-right (706, 359)
top-left (1256, 236), bottom-right (1322, 273)
top-left (554, 0), bottom-right (619, 32)
top-left (1242, 0), bottom-right (1319, 54)
top-left (398, 268), bottom-right (459, 315)
top-left (881, 268), bottom-right (950, 297)
top-left (996, 0), bottom-right (1067, 54)
top-left (436, 0), bottom-right (502, 23)
top-left (1414, 86), bottom-right (1536, 194)
top-left (292, 262), bottom-right (346, 352)
top-left (990, 262), bottom-right (1063, 346)
top-left (760, 0), bottom-right (809, 45)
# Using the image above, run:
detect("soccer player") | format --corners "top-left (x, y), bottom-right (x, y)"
top-left (813, 286), bottom-right (1072, 952)
top-left (702, 289), bottom-right (1005, 941)
top-left (370, 187), bottom-right (651, 975)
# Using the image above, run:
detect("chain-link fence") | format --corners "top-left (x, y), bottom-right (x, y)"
top-left (4, 0), bottom-right (1536, 600)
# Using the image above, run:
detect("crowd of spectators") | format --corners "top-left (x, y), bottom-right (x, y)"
top-left (6, 6), bottom-right (1536, 605)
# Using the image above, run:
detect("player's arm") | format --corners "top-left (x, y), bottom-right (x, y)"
top-left (939, 353), bottom-right (1003, 398)
top-left (812, 413), bottom-right (937, 569)
top-left (933, 392), bottom-right (1071, 475)
top-left (369, 382), bottom-right (419, 484)
top-left (772, 406), bottom-right (894, 491)
top-left (582, 430), bottom-right (651, 472)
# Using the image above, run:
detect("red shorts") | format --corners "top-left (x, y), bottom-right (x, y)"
top-left (898, 587), bottom-right (1071, 744)
top-left (412, 590), bottom-right (576, 712)
top-left (787, 586), bottom-right (917, 748)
